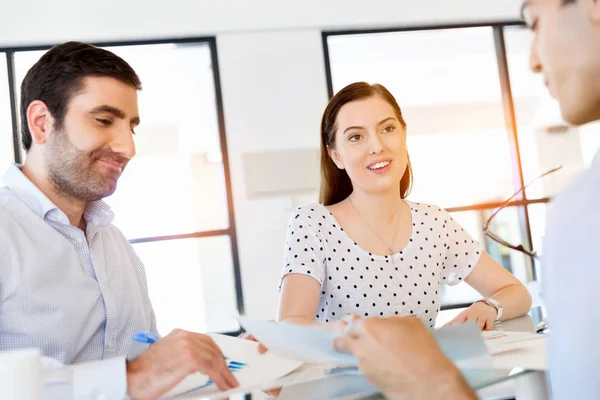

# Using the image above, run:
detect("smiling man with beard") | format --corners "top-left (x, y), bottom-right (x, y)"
top-left (0, 42), bottom-right (238, 400)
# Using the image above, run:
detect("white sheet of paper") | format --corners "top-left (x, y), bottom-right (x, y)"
top-left (237, 316), bottom-right (357, 366)
top-left (237, 316), bottom-right (492, 369)
top-left (166, 333), bottom-right (303, 399)
top-left (485, 332), bottom-right (547, 371)
top-left (266, 363), bottom-right (361, 389)
top-left (491, 342), bottom-right (547, 371)
top-left (273, 364), bottom-right (339, 387)
top-left (484, 331), bottom-right (546, 355)
top-left (202, 362), bottom-right (362, 400)
top-left (481, 331), bottom-right (507, 340)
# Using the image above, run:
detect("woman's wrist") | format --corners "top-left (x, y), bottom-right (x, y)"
top-left (473, 300), bottom-right (499, 321)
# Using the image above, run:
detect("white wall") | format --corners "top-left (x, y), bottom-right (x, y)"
top-left (0, 0), bottom-right (522, 47)
top-left (0, 0), bottom-right (525, 319)
top-left (218, 30), bottom-right (328, 317)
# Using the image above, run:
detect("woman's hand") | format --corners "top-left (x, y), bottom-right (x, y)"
top-left (444, 301), bottom-right (498, 331)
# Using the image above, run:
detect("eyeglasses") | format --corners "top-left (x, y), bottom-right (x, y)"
top-left (483, 166), bottom-right (563, 260)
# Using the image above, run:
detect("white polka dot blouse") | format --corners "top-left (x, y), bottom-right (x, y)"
top-left (281, 201), bottom-right (483, 328)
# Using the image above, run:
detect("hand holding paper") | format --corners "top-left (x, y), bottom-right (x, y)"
top-left (334, 317), bottom-right (479, 400)
top-left (237, 315), bottom-right (491, 369)
top-left (237, 316), bottom-right (358, 365)
top-left (168, 334), bottom-right (302, 399)
top-left (126, 329), bottom-right (238, 399)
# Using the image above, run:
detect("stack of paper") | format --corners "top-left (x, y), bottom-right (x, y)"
top-left (166, 320), bottom-right (548, 399)
top-left (483, 331), bottom-right (545, 354)
top-left (482, 331), bottom-right (547, 371)
top-left (232, 317), bottom-right (500, 399)
top-left (237, 316), bottom-right (492, 370)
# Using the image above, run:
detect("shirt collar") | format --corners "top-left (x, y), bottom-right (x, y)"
top-left (84, 200), bottom-right (115, 228)
top-left (2, 163), bottom-right (114, 227)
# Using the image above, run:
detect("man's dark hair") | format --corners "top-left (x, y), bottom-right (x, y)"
top-left (20, 41), bottom-right (142, 151)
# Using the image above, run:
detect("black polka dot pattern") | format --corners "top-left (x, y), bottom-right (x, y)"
top-left (281, 202), bottom-right (483, 327)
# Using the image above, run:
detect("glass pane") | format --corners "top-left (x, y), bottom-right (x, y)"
top-left (440, 207), bottom-right (529, 306)
top-left (505, 26), bottom-right (587, 199)
top-left (527, 204), bottom-right (546, 257)
top-left (327, 27), bottom-right (516, 208)
top-left (13, 43), bottom-right (229, 238)
top-left (133, 236), bottom-right (239, 335)
top-left (0, 54), bottom-right (14, 180)
top-left (12, 50), bottom-right (43, 164)
top-left (527, 203), bottom-right (548, 284)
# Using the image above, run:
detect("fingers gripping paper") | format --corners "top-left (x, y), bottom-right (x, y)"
top-left (237, 316), bottom-right (492, 369)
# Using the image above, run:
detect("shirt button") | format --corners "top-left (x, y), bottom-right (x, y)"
top-left (106, 340), bottom-right (113, 349)
top-left (96, 394), bottom-right (108, 400)
top-left (77, 237), bottom-right (84, 244)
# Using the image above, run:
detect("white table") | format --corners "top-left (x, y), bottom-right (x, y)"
top-left (437, 308), bottom-right (549, 400)
top-left (232, 309), bottom-right (548, 400)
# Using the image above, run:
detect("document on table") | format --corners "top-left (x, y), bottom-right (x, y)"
top-left (237, 316), bottom-right (492, 369)
top-left (482, 330), bottom-right (546, 353)
top-left (482, 331), bottom-right (547, 371)
top-left (166, 333), bottom-right (303, 399)
top-left (237, 316), bottom-right (357, 366)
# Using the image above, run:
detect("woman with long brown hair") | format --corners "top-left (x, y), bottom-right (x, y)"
top-left (277, 82), bottom-right (531, 330)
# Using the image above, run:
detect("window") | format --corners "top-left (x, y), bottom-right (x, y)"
top-left (133, 235), bottom-right (238, 334)
top-left (439, 207), bottom-right (529, 306)
top-left (5, 40), bottom-right (242, 334)
top-left (0, 54), bottom-right (14, 182)
top-left (504, 26), bottom-right (600, 200)
top-left (325, 23), bottom-right (554, 307)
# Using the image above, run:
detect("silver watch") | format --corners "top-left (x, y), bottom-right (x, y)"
top-left (476, 298), bottom-right (503, 322)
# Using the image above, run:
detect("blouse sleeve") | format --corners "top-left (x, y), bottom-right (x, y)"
top-left (280, 207), bottom-right (327, 288)
top-left (440, 210), bottom-right (484, 286)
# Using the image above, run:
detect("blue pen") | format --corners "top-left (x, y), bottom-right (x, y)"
top-left (132, 331), bottom-right (160, 344)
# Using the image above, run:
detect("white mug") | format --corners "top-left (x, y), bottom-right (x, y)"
top-left (0, 348), bottom-right (42, 400)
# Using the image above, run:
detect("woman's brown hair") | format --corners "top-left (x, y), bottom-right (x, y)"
top-left (319, 82), bottom-right (413, 205)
